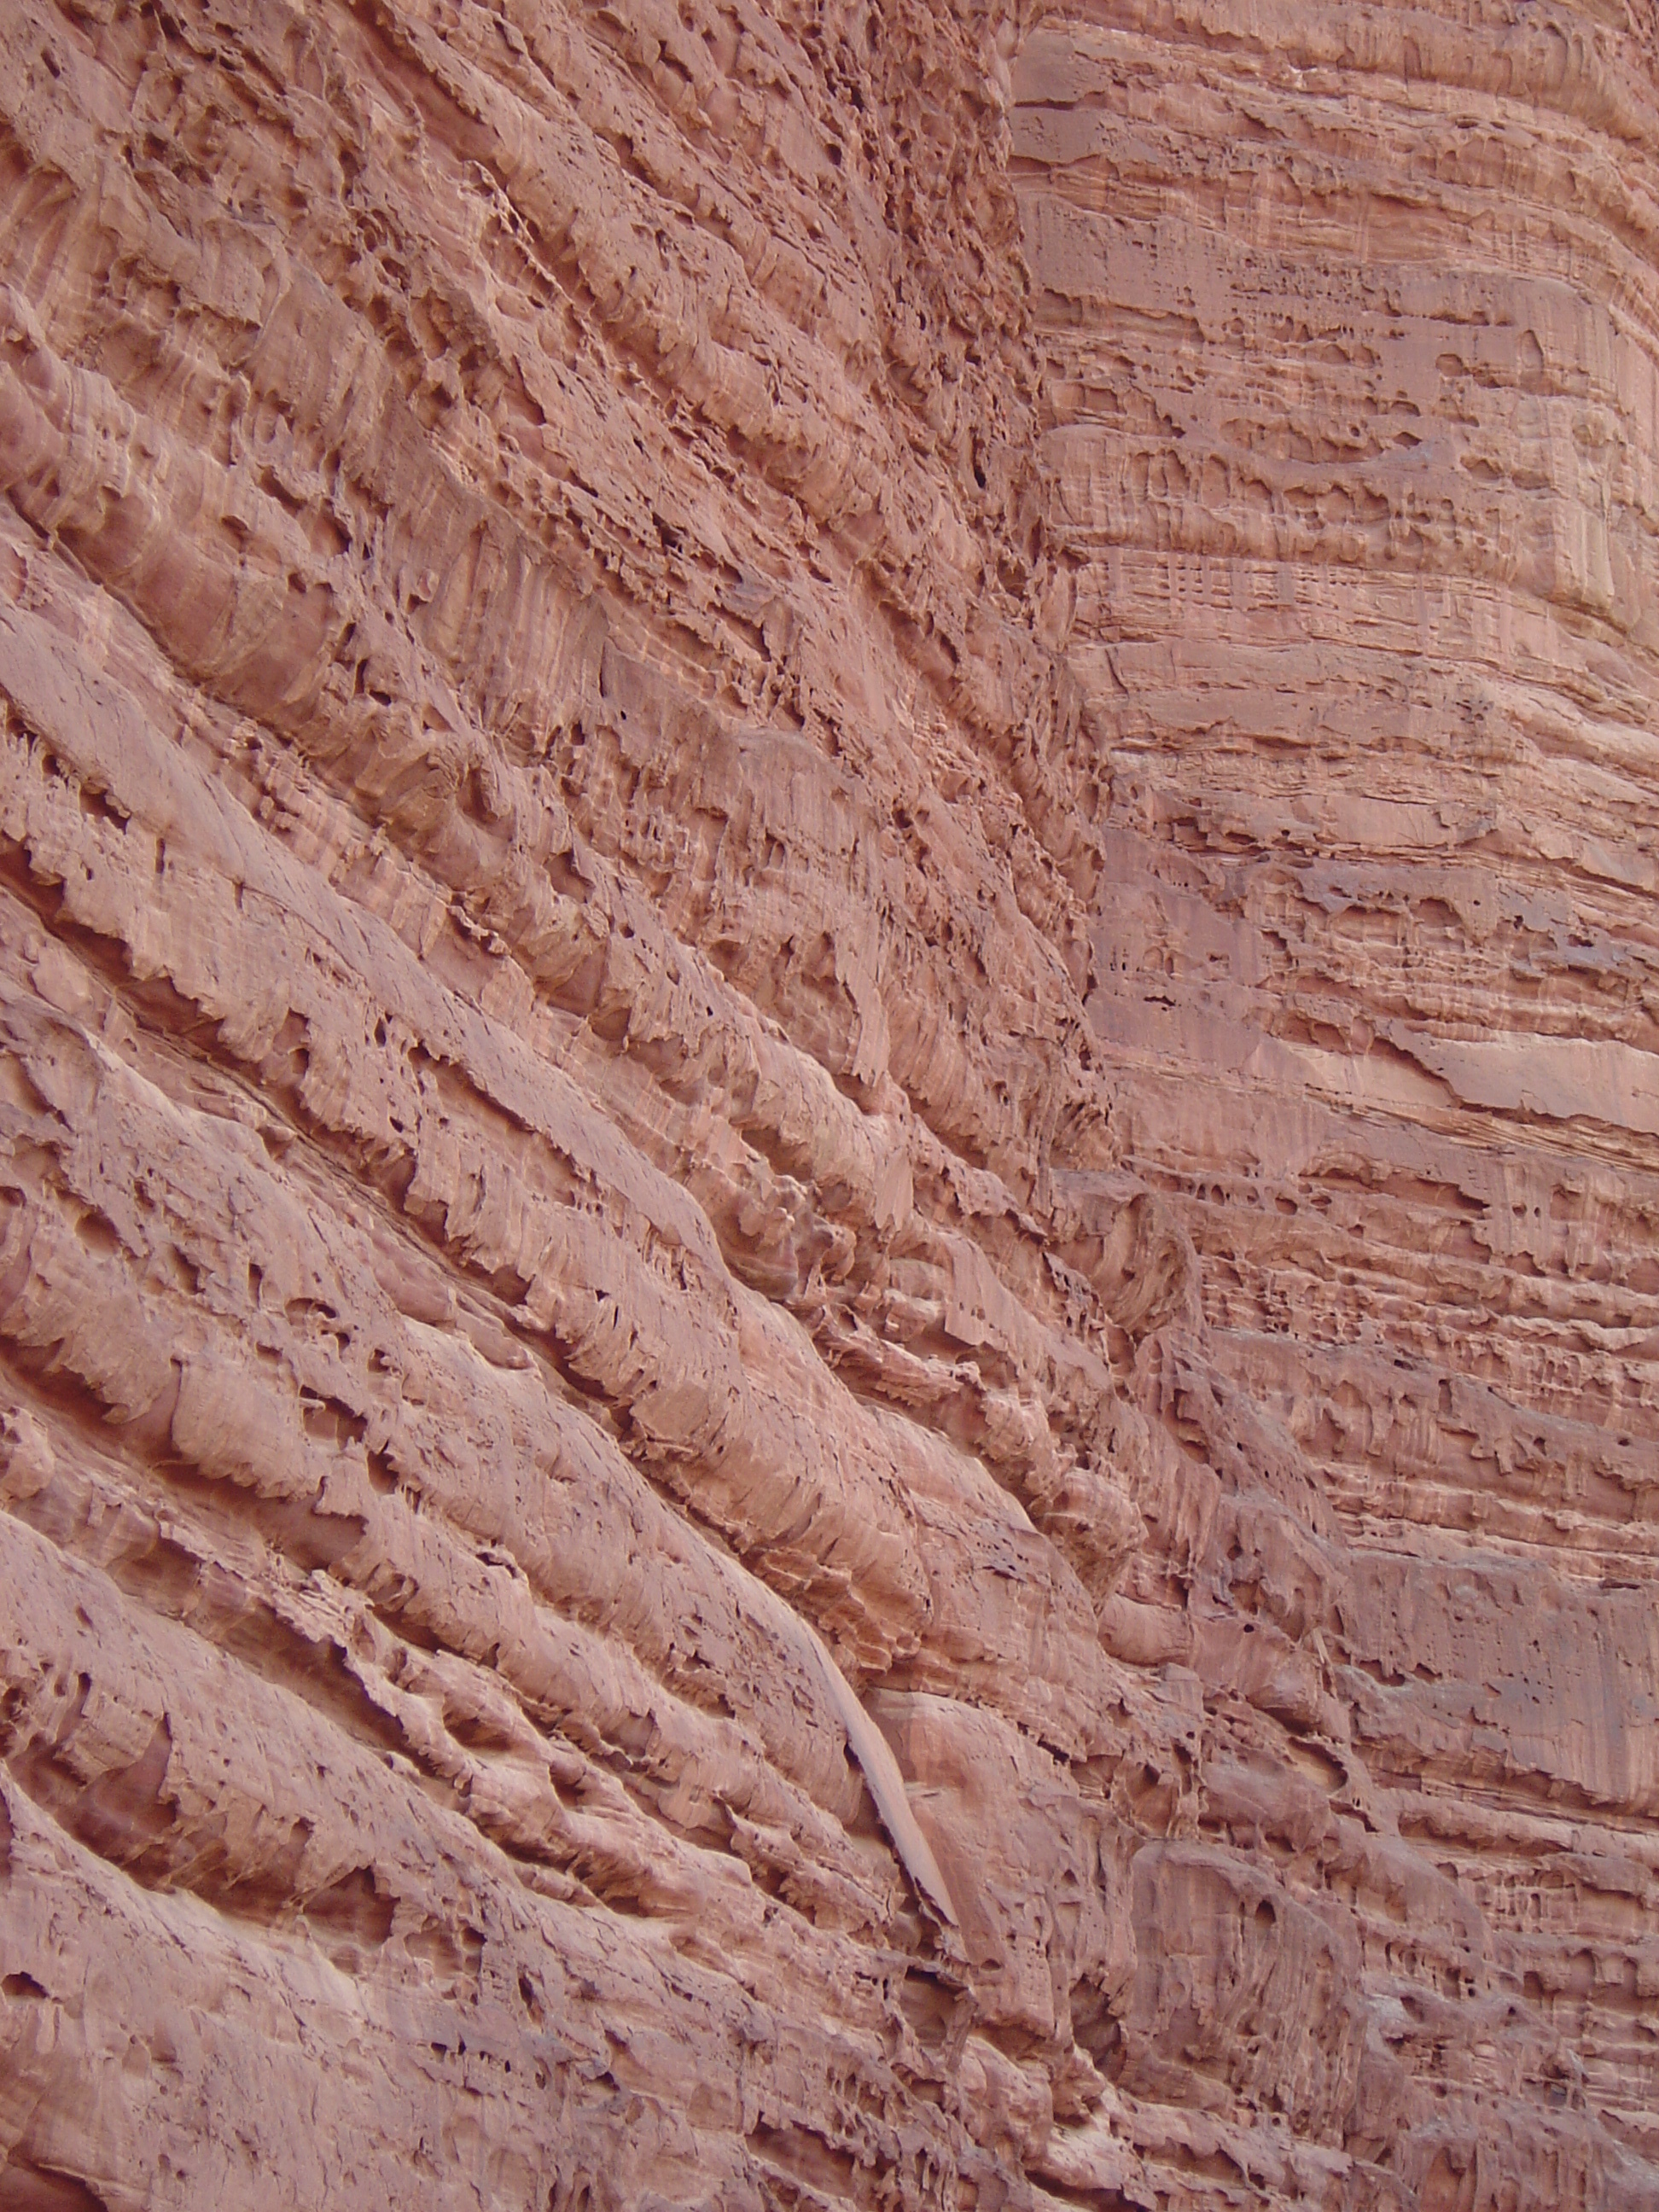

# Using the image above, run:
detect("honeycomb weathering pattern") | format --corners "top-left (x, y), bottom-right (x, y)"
top-left (0, 0), bottom-right (1657, 2203)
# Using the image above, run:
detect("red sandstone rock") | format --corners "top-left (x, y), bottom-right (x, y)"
top-left (1, 0), bottom-right (1656, 2205)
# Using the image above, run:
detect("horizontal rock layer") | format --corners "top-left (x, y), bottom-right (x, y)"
top-left (0, 0), bottom-right (1656, 2206)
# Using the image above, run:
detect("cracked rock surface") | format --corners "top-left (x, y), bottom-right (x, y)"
top-left (1, 0), bottom-right (1657, 2205)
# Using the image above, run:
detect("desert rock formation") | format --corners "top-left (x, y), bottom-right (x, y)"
top-left (2, 0), bottom-right (1658, 2204)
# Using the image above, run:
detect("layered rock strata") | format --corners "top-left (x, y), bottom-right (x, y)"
top-left (0, 0), bottom-right (1656, 2205)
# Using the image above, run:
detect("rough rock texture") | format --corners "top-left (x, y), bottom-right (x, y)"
top-left (1, 0), bottom-right (1656, 2204)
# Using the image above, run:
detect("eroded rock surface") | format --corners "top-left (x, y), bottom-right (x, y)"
top-left (0, 0), bottom-right (1656, 2204)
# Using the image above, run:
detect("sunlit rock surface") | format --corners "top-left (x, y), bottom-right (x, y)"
top-left (2, 0), bottom-right (1657, 2204)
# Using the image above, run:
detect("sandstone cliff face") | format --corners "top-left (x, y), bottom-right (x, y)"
top-left (0, 0), bottom-right (1656, 2204)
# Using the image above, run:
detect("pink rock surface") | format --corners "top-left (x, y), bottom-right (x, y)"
top-left (1, 0), bottom-right (1656, 2204)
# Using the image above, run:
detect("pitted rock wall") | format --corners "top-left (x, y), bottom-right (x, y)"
top-left (0, 0), bottom-right (1656, 2207)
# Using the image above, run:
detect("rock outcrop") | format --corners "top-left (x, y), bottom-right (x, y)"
top-left (1, 0), bottom-right (1657, 2204)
